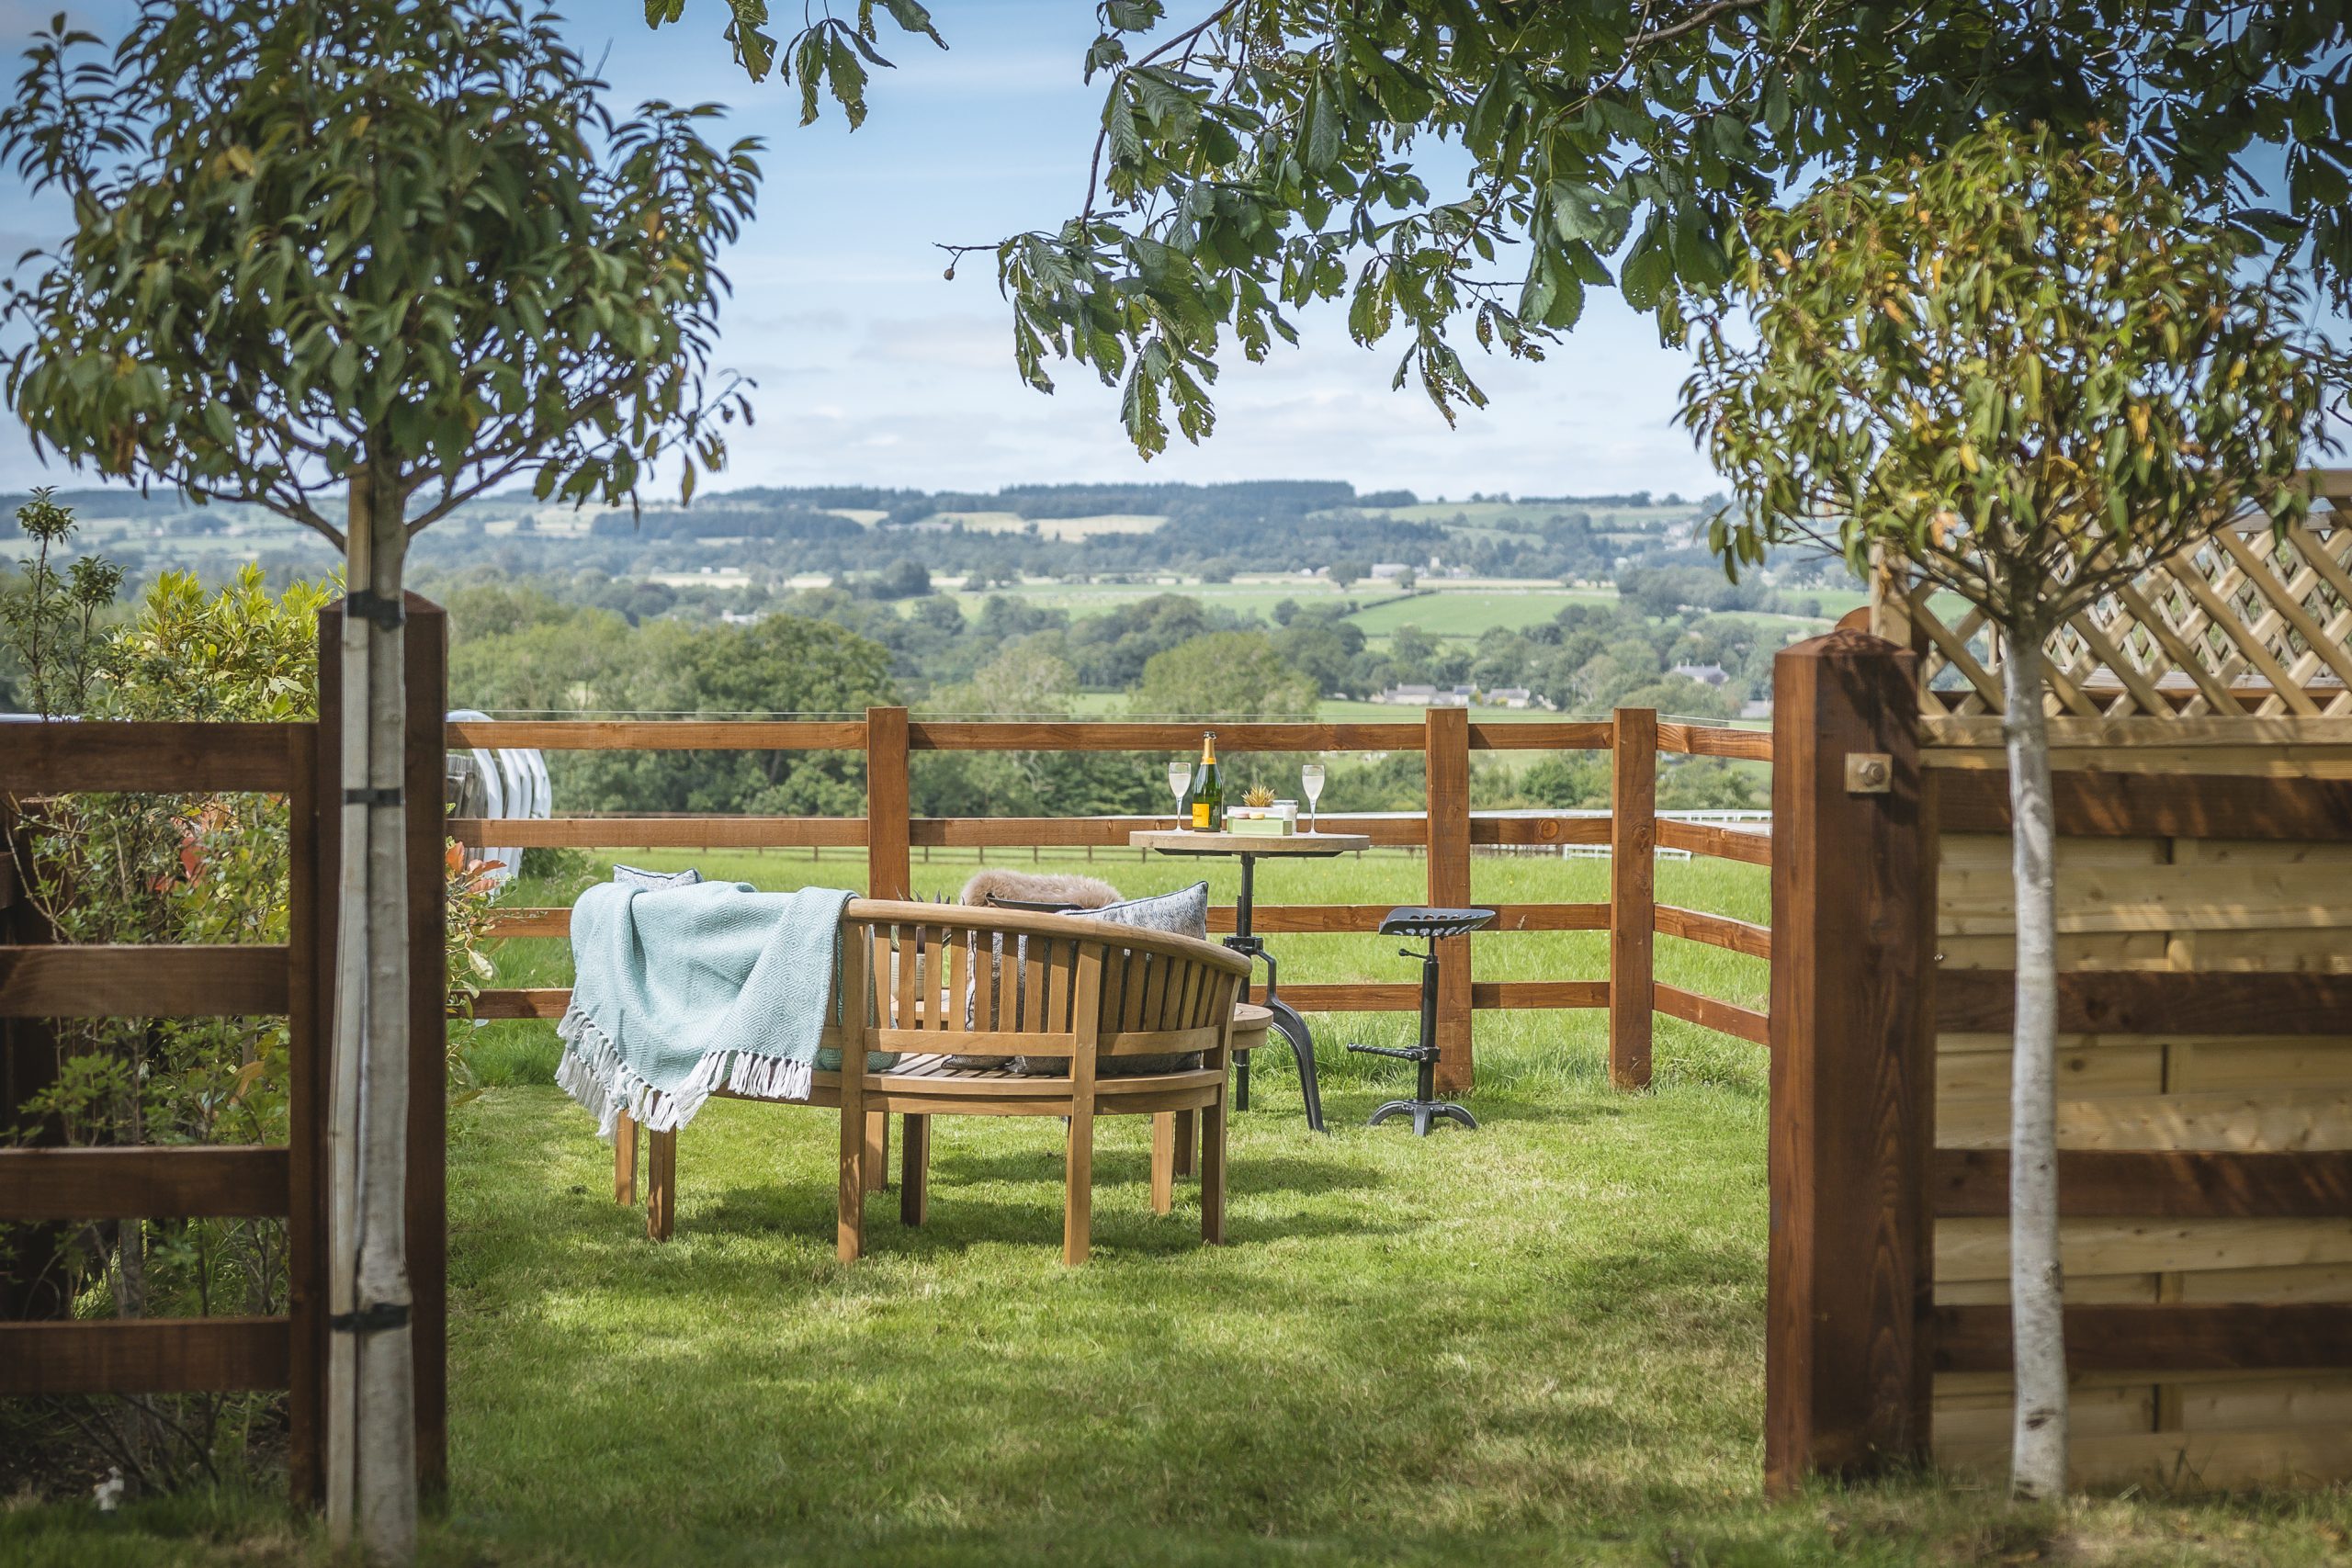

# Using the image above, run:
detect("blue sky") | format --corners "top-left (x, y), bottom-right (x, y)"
top-left (0, 1), bottom-right (1721, 501)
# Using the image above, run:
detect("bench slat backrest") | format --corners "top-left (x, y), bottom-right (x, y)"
top-left (842, 900), bottom-right (1247, 1069)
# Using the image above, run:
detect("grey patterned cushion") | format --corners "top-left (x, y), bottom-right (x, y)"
top-left (1095, 881), bottom-right (1210, 939)
top-left (1011, 882), bottom-right (1213, 1077)
top-left (613, 863), bottom-right (703, 890)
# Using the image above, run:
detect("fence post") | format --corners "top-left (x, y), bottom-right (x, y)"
top-left (402, 597), bottom-right (448, 1503)
top-left (1765, 629), bottom-right (1928, 1493)
top-left (863, 707), bottom-right (910, 1192)
top-left (283, 723), bottom-right (326, 1506)
top-left (865, 706), bottom-right (911, 899)
top-left (1424, 706), bottom-right (1473, 1093)
top-left (1609, 708), bottom-right (1657, 1090)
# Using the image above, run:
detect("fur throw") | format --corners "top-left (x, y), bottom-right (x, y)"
top-left (958, 868), bottom-right (1124, 910)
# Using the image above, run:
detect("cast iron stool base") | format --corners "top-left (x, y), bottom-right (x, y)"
top-left (1346, 906), bottom-right (1495, 1136)
top-left (1349, 1043), bottom-right (1478, 1136)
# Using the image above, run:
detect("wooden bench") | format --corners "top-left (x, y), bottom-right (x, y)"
top-left (612, 900), bottom-right (1254, 1265)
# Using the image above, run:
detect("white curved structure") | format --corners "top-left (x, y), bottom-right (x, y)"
top-left (446, 709), bottom-right (547, 890)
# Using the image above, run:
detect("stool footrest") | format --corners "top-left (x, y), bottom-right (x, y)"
top-left (1346, 1043), bottom-right (1438, 1063)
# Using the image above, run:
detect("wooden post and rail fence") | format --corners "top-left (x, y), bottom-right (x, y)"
top-left (447, 705), bottom-right (1779, 1093)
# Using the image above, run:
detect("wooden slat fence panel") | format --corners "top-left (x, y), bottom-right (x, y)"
top-left (1915, 714), bottom-right (2352, 1492)
top-left (1933, 1305), bottom-right (2352, 1374)
top-left (1931, 1149), bottom-right (2352, 1218)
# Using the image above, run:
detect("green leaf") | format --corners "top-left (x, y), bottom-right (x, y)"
top-left (1303, 78), bottom-right (1341, 174)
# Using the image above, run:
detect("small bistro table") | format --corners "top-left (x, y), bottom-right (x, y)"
top-left (1128, 828), bottom-right (1373, 1134)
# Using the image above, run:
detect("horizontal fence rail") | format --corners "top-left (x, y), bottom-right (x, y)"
top-left (454, 708), bottom-right (1776, 1085)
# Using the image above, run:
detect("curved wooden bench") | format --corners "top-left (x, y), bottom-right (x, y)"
top-left (620, 900), bottom-right (1252, 1265)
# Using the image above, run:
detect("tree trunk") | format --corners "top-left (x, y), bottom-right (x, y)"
top-left (326, 461), bottom-right (417, 1562)
top-left (2002, 626), bottom-right (2068, 1501)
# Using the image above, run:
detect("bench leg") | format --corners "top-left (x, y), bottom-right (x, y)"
top-left (646, 1127), bottom-right (675, 1242)
top-left (1150, 1113), bottom-right (1177, 1215)
top-left (1063, 1105), bottom-right (1094, 1266)
top-left (864, 1110), bottom-right (891, 1193)
top-left (1172, 1109), bottom-right (1196, 1179)
top-left (1200, 1087), bottom-right (1227, 1247)
top-left (900, 1113), bottom-right (930, 1227)
top-left (615, 1110), bottom-right (639, 1206)
top-left (838, 1092), bottom-right (866, 1261)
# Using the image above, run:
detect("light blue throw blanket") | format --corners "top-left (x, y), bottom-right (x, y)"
top-left (555, 881), bottom-right (860, 1136)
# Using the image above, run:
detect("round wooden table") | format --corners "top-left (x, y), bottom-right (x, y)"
top-left (1128, 829), bottom-right (1372, 1132)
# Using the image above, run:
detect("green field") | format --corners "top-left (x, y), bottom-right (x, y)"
top-left (920, 511), bottom-right (1171, 541)
top-left (932, 581), bottom-right (1859, 649)
top-left (1340, 586), bottom-right (1618, 640)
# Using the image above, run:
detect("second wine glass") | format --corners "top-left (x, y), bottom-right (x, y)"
top-left (1301, 761), bottom-right (1325, 834)
top-left (1167, 759), bottom-right (1193, 830)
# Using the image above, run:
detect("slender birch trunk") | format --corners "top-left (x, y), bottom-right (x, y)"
top-left (2002, 626), bottom-right (2068, 1501)
top-left (326, 459), bottom-right (418, 1563)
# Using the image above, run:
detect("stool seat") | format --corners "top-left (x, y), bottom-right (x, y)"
top-left (1376, 906), bottom-right (1497, 940)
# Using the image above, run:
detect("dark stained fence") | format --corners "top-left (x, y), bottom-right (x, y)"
top-left (0, 597), bottom-right (447, 1506)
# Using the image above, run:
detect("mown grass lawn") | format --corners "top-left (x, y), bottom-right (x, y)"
top-left (9, 852), bottom-right (2350, 1565)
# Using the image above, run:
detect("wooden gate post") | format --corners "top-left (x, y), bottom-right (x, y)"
top-left (865, 706), bottom-right (911, 901)
top-left (1423, 705), bottom-right (1473, 1093)
top-left (1765, 629), bottom-right (1929, 1493)
top-left (862, 706), bottom-right (911, 1189)
top-left (313, 594), bottom-right (448, 1504)
top-left (1609, 708), bottom-right (1657, 1089)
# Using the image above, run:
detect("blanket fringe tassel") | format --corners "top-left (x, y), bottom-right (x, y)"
top-left (554, 1005), bottom-right (813, 1139)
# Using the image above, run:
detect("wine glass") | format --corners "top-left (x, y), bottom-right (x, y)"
top-left (1167, 759), bottom-right (1193, 830)
top-left (1301, 761), bottom-right (1325, 834)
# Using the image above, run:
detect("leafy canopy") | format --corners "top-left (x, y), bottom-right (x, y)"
top-left (1679, 121), bottom-right (2329, 634)
top-left (664, 3), bottom-right (2352, 457)
top-left (2, 1), bottom-right (763, 543)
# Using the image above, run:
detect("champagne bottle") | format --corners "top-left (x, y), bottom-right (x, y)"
top-left (1191, 731), bottom-right (1222, 830)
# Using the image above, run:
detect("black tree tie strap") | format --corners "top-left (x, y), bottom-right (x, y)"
top-left (343, 590), bottom-right (406, 630)
top-left (328, 1301), bottom-right (410, 1336)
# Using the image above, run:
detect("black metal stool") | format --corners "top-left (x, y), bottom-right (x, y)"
top-left (1346, 907), bottom-right (1494, 1135)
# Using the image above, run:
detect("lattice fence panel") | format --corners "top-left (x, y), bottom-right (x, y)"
top-left (1892, 472), bottom-right (2352, 718)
